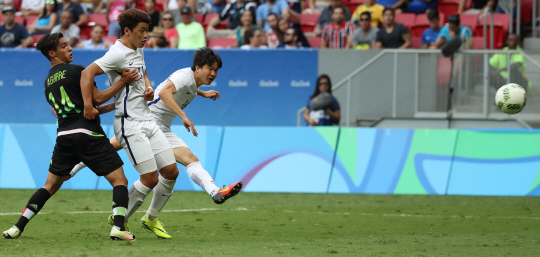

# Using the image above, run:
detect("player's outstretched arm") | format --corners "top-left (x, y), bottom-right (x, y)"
top-left (197, 89), bottom-right (220, 101)
top-left (96, 103), bottom-right (116, 114)
top-left (159, 81), bottom-right (198, 137)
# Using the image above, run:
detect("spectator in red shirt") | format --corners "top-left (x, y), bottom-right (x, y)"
top-left (321, 6), bottom-right (354, 49)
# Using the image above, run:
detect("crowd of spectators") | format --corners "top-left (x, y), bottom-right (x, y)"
top-left (0, 0), bottom-right (520, 49)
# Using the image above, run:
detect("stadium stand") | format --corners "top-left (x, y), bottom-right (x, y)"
top-left (411, 37), bottom-right (422, 48)
top-left (208, 37), bottom-right (237, 48)
top-left (25, 14), bottom-right (39, 29)
top-left (394, 13), bottom-right (415, 30)
top-left (307, 37), bottom-right (321, 48)
top-left (299, 13), bottom-right (319, 33)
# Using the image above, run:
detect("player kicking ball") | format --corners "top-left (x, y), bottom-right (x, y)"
top-left (3, 33), bottom-right (138, 241)
top-left (70, 47), bottom-right (242, 205)
top-left (81, 9), bottom-right (180, 239)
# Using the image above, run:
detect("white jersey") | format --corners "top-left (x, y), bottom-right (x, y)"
top-left (94, 40), bottom-right (153, 121)
top-left (149, 68), bottom-right (197, 128)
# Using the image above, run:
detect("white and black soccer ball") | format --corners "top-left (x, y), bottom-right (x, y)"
top-left (495, 83), bottom-right (527, 114)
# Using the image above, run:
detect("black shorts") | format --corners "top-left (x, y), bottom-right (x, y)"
top-left (49, 133), bottom-right (123, 177)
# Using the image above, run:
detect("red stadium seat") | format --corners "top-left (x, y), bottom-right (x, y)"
top-left (476, 17), bottom-right (505, 49)
top-left (307, 37), bottom-right (321, 48)
top-left (472, 36), bottom-right (484, 49)
top-left (437, 0), bottom-right (460, 22)
top-left (299, 13), bottom-right (319, 33)
top-left (460, 14), bottom-right (478, 34)
top-left (26, 14), bottom-right (39, 29)
top-left (32, 34), bottom-right (45, 47)
top-left (12, 0), bottom-right (21, 11)
top-left (203, 13), bottom-right (228, 29)
top-left (394, 13), bottom-right (415, 30)
top-left (88, 14), bottom-right (109, 30)
top-left (345, 0), bottom-right (365, 14)
top-left (194, 13), bottom-right (203, 23)
top-left (14, 15), bottom-right (24, 25)
top-left (521, 0), bottom-right (533, 23)
top-left (103, 36), bottom-right (118, 43)
top-left (411, 37), bottom-right (422, 48)
top-left (155, 0), bottom-right (165, 12)
top-left (208, 37), bottom-right (236, 48)
top-left (0, 15), bottom-right (4, 25)
top-left (493, 13), bottom-right (509, 34)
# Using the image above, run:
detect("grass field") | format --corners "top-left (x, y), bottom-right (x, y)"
top-left (0, 189), bottom-right (539, 256)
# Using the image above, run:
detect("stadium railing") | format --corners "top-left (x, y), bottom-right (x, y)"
top-left (299, 49), bottom-right (540, 127)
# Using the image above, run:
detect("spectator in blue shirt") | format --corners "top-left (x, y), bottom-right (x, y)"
top-left (0, 6), bottom-right (34, 48)
top-left (432, 14), bottom-right (473, 49)
top-left (57, 0), bottom-right (88, 26)
top-left (256, 0), bottom-right (290, 33)
top-left (421, 9), bottom-right (440, 49)
top-left (303, 74), bottom-right (341, 126)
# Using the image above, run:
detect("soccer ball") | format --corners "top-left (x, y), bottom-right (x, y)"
top-left (495, 83), bottom-right (527, 114)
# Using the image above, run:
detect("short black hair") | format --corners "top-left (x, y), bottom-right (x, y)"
top-left (427, 9), bottom-right (439, 21)
top-left (332, 5), bottom-right (345, 14)
top-left (267, 12), bottom-right (278, 19)
top-left (360, 11), bottom-right (371, 20)
top-left (448, 14), bottom-right (460, 26)
top-left (382, 7), bottom-right (394, 16)
top-left (36, 32), bottom-right (64, 61)
top-left (192, 47), bottom-right (222, 71)
top-left (243, 28), bottom-right (255, 45)
top-left (118, 8), bottom-right (151, 36)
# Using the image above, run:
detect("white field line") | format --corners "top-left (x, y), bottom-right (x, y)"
top-left (1, 208), bottom-right (539, 220)
top-left (281, 210), bottom-right (540, 220)
top-left (0, 207), bottom-right (248, 216)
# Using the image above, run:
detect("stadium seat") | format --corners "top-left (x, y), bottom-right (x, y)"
top-left (14, 15), bottom-right (24, 25)
top-left (194, 13), bottom-right (203, 24)
top-left (103, 36), bottom-right (118, 43)
top-left (345, 0), bottom-right (365, 14)
top-left (437, 0), bottom-right (460, 22)
top-left (88, 14), bottom-right (109, 30)
top-left (208, 37), bottom-right (236, 48)
top-left (394, 13), bottom-right (415, 30)
top-left (411, 37), bottom-right (422, 48)
top-left (307, 37), bottom-right (321, 48)
top-left (25, 14), bottom-right (39, 29)
top-left (521, 0), bottom-right (533, 23)
top-left (155, 0), bottom-right (165, 12)
top-left (493, 13), bottom-right (510, 34)
top-left (299, 13), bottom-right (319, 33)
top-left (136, 0), bottom-right (146, 11)
top-left (472, 36), bottom-right (484, 49)
top-left (460, 14), bottom-right (478, 34)
top-left (0, 15), bottom-right (4, 25)
top-left (32, 34), bottom-right (44, 47)
top-left (475, 17), bottom-right (505, 49)
top-left (12, 0), bottom-right (21, 11)
top-left (203, 13), bottom-right (228, 30)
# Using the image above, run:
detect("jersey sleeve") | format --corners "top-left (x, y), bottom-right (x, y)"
top-left (169, 71), bottom-right (191, 92)
top-left (94, 49), bottom-right (125, 74)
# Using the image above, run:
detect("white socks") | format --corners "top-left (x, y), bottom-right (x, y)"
top-left (70, 162), bottom-right (87, 177)
top-left (186, 161), bottom-right (219, 196)
top-left (125, 180), bottom-right (151, 221)
top-left (146, 175), bottom-right (176, 221)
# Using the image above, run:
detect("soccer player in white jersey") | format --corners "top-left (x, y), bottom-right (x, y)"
top-left (70, 48), bottom-right (243, 204)
top-left (80, 8), bottom-right (180, 239)
top-left (148, 47), bottom-right (242, 203)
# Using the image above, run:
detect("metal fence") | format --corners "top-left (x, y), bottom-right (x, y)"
top-left (298, 49), bottom-right (540, 127)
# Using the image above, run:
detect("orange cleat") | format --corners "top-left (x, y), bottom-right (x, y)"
top-left (212, 182), bottom-right (243, 204)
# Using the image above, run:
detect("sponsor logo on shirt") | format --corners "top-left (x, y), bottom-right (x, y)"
top-left (228, 80), bottom-right (248, 87)
top-left (15, 79), bottom-right (33, 86)
top-left (290, 80), bottom-right (310, 87)
top-left (259, 80), bottom-right (279, 87)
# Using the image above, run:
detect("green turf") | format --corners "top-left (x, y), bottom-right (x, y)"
top-left (0, 189), bottom-right (539, 256)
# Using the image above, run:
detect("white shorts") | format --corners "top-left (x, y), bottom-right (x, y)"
top-left (155, 119), bottom-right (189, 149)
top-left (114, 117), bottom-right (175, 175)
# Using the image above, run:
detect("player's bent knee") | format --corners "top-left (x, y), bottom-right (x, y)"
top-left (140, 170), bottom-right (159, 188)
top-left (159, 163), bottom-right (179, 180)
